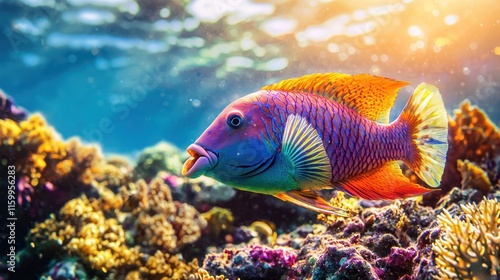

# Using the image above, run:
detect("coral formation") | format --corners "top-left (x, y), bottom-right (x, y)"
top-left (433, 198), bottom-right (500, 279)
top-left (133, 141), bottom-right (185, 179)
top-left (188, 268), bottom-right (228, 280)
top-left (0, 114), bottom-right (100, 189)
top-left (93, 156), bottom-right (134, 191)
top-left (121, 177), bottom-right (207, 253)
top-left (0, 89), bottom-right (26, 122)
top-left (25, 177), bottom-right (204, 279)
top-left (201, 207), bottom-right (234, 239)
top-left (457, 159), bottom-right (492, 193)
top-left (6, 99), bottom-right (500, 280)
top-left (444, 100), bottom-right (500, 189)
top-left (202, 244), bottom-right (297, 280)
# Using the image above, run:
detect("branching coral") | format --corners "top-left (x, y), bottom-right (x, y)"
top-left (27, 177), bottom-right (204, 279)
top-left (0, 114), bottom-right (102, 188)
top-left (433, 198), bottom-right (500, 279)
top-left (122, 177), bottom-right (207, 253)
top-left (444, 100), bottom-right (500, 189)
top-left (188, 268), bottom-right (228, 280)
top-left (93, 156), bottom-right (134, 191)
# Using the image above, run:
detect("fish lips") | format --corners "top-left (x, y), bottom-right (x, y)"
top-left (182, 144), bottom-right (218, 178)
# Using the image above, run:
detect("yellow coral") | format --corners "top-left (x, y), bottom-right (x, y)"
top-left (317, 191), bottom-right (360, 226)
top-left (122, 177), bottom-right (207, 253)
top-left (28, 186), bottom-right (201, 278)
top-left (202, 207), bottom-right (234, 238)
top-left (0, 114), bottom-right (102, 188)
top-left (188, 268), bottom-right (229, 280)
top-left (457, 159), bottom-right (492, 193)
top-left (433, 199), bottom-right (500, 279)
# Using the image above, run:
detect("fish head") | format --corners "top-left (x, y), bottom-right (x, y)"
top-left (182, 92), bottom-right (278, 186)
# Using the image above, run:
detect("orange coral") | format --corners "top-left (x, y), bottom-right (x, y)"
top-left (457, 159), bottom-right (492, 193)
top-left (443, 100), bottom-right (500, 189)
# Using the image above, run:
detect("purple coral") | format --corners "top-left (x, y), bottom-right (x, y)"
top-left (312, 245), bottom-right (378, 280)
top-left (203, 244), bottom-right (296, 280)
top-left (0, 89), bottom-right (27, 122)
top-left (374, 247), bottom-right (417, 280)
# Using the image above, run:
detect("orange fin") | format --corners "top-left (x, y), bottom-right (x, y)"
top-left (337, 162), bottom-right (433, 200)
top-left (261, 73), bottom-right (409, 123)
top-left (274, 190), bottom-right (349, 216)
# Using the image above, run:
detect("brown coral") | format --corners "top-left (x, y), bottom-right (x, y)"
top-left (457, 159), bottom-right (492, 193)
top-left (444, 100), bottom-right (500, 189)
top-left (433, 198), bottom-right (500, 279)
top-left (122, 177), bottom-right (207, 253)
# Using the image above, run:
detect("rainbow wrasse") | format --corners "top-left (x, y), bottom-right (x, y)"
top-left (182, 73), bottom-right (448, 216)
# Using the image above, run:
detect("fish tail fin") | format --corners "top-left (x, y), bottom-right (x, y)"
top-left (398, 83), bottom-right (449, 187)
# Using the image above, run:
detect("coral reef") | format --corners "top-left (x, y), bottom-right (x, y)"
top-left (5, 99), bottom-right (500, 280)
top-left (121, 177), bottom-right (207, 253)
top-left (433, 199), bottom-right (500, 279)
top-left (0, 114), bottom-right (103, 220)
top-left (201, 207), bottom-right (234, 239)
top-left (444, 100), bottom-right (500, 189)
top-left (457, 159), bottom-right (492, 193)
top-left (188, 268), bottom-right (228, 280)
top-left (202, 244), bottom-right (297, 280)
top-left (0, 89), bottom-right (26, 122)
top-left (93, 156), bottom-right (134, 191)
top-left (24, 177), bottom-right (204, 279)
top-left (133, 141), bottom-right (186, 179)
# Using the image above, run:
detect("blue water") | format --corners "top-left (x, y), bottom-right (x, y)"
top-left (1, 0), bottom-right (499, 156)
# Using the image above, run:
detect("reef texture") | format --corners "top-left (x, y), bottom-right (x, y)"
top-left (433, 199), bottom-right (500, 279)
top-left (2, 100), bottom-right (500, 280)
top-left (22, 178), bottom-right (204, 279)
top-left (444, 100), bottom-right (500, 190)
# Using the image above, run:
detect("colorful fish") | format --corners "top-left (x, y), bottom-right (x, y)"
top-left (182, 73), bottom-right (448, 216)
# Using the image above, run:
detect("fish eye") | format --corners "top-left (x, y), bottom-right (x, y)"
top-left (227, 112), bottom-right (244, 129)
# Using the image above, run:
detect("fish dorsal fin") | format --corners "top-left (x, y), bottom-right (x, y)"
top-left (274, 190), bottom-right (349, 216)
top-left (261, 73), bottom-right (409, 123)
top-left (337, 162), bottom-right (433, 200)
top-left (282, 114), bottom-right (331, 186)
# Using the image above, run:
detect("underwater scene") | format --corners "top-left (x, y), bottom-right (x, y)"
top-left (0, 0), bottom-right (499, 279)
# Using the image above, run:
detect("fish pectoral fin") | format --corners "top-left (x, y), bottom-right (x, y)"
top-left (337, 162), bottom-right (435, 200)
top-left (274, 190), bottom-right (349, 217)
top-left (282, 114), bottom-right (332, 186)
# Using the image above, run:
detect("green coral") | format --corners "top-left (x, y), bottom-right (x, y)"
top-left (133, 141), bottom-right (185, 179)
top-left (433, 198), bottom-right (500, 279)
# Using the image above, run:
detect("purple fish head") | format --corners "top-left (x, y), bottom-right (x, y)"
top-left (182, 94), bottom-right (277, 187)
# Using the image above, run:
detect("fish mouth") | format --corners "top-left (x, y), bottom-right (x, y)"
top-left (182, 144), bottom-right (218, 178)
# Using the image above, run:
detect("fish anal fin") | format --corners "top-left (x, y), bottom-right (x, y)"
top-left (261, 73), bottom-right (409, 123)
top-left (338, 162), bottom-right (434, 200)
top-left (274, 190), bottom-right (348, 217)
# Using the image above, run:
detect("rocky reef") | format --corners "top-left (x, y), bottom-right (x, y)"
top-left (1, 96), bottom-right (500, 279)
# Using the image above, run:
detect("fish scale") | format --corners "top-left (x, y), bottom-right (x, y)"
top-left (254, 90), bottom-right (411, 183)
